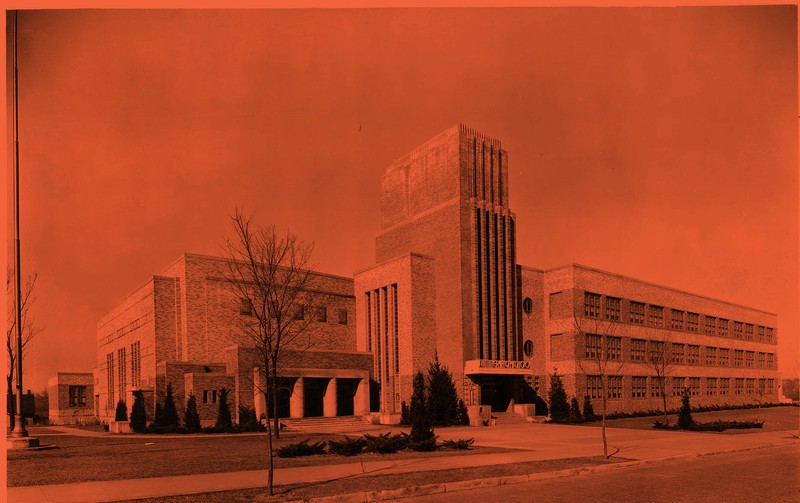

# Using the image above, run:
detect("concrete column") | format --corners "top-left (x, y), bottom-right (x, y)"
top-left (289, 377), bottom-right (304, 418)
top-left (253, 369), bottom-right (265, 420)
top-left (323, 378), bottom-right (337, 417)
top-left (354, 377), bottom-right (369, 416)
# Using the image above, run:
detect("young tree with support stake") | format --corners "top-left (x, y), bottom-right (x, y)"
top-left (645, 330), bottom-right (675, 425)
top-left (222, 208), bottom-right (320, 497)
top-left (6, 269), bottom-right (42, 432)
top-left (574, 310), bottom-right (625, 459)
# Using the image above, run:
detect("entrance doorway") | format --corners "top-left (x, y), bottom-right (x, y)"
top-left (267, 377), bottom-right (292, 418)
top-left (477, 375), bottom-right (528, 412)
top-left (336, 378), bottom-right (359, 416)
top-left (303, 378), bottom-right (325, 417)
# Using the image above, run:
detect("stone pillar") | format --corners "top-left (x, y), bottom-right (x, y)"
top-left (323, 378), bottom-right (337, 417)
top-left (354, 376), bottom-right (369, 416)
top-left (253, 369), bottom-right (265, 420)
top-left (289, 377), bottom-right (304, 418)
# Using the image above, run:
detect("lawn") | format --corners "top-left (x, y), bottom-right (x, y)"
top-left (595, 405), bottom-right (799, 434)
top-left (7, 428), bottom-right (511, 487)
top-left (111, 456), bottom-right (618, 502)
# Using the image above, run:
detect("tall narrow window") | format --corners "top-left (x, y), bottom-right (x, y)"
top-left (366, 292), bottom-right (372, 352)
top-left (131, 341), bottom-right (141, 388)
top-left (117, 347), bottom-right (127, 403)
top-left (393, 284), bottom-right (399, 375)
top-left (107, 353), bottom-right (114, 408)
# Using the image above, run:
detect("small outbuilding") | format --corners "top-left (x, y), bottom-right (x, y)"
top-left (48, 372), bottom-right (94, 425)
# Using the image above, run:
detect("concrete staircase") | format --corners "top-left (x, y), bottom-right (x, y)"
top-left (491, 411), bottom-right (531, 426)
top-left (279, 415), bottom-right (368, 432)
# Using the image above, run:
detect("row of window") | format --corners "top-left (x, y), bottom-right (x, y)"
top-left (582, 292), bottom-right (775, 343)
top-left (585, 375), bottom-right (777, 400)
top-left (583, 334), bottom-right (776, 369)
top-left (239, 298), bottom-right (349, 325)
top-left (106, 340), bottom-right (143, 407)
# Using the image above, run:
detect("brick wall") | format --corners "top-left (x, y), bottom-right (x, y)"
top-left (47, 373), bottom-right (94, 425)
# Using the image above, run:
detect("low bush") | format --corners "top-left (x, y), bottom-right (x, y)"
top-left (275, 439), bottom-right (327, 458)
top-left (409, 435), bottom-right (439, 452)
top-left (327, 436), bottom-right (367, 456)
top-left (441, 438), bottom-right (474, 450)
top-left (237, 406), bottom-right (265, 432)
top-left (653, 419), bottom-right (764, 432)
top-left (146, 424), bottom-right (187, 434)
top-left (363, 432), bottom-right (409, 454)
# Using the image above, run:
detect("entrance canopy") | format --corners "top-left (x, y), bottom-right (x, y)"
top-left (464, 359), bottom-right (533, 376)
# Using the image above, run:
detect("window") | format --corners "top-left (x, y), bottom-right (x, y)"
top-left (131, 341), bottom-right (141, 388)
top-left (650, 377), bottom-right (665, 397)
top-left (585, 334), bottom-right (602, 359)
top-left (732, 321), bottom-right (743, 338)
top-left (706, 378), bottom-right (717, 396)
top-left (689, 377), bottom-right (700, 396)
top-left (630, 301), bottom-right (646, 324)
top-left (632, 376), bottom-right (647, 398)
top-left (672, 343), bottom-right (685, 364)
top-left (745, 351), bottom-right (754, 368)
top-left (240, 297), bottom-right (253, 316)
top-left (630, 339), bottom-right (646, 362)
top-left (69, 386), bottom-right (87, 407)
top-left (687, 345), bottom-right (700, 365)
top-left (107, 353), bottom-right (115, 409)
top-left (338, 308), bottom-right (348, 325)
top-left (316, 306), bottom-right (327, 322)
top-left (672, 377), bottom-right (685, 397)
top-left (719, 348), bottom-right (730, 366)
top-left (523, 340), bottom-right (534, 357)
top-left (704, 316), bottom-right (716, 335)
top-left (523, 297), bottom-right (533, 314)
top-left (758, 379), bottom-right (767, 394)
top-left (606, 336), bottom-right (621, 360)
top-left (757, 352), bottom-right (765, 368)
top-left (735, 378), bottom-right (744, 395)
top-left (719, 378), bottom-right (730, 395)
top-left (649, 341), bottom-right (665, 362)
top-left (767, 379), bottom-right (775, 394)
top-left (746, 378), bottom-right (755, 395)
top-left (670, 309), bottom-right (684, 330)
top-left (687, 312), bottom-right (699, 333)
top-left (766, 353), bottom-right (775, 368)
top-left (648, 305), bottom-right (664, 327)
top-left (733, 350), bottom-right (744, 367)
top-left (765, 327), bottom-right (775, 343)
top-left (607, 376), bottom-right (622, 399)
top-left (705, 347), bottom-right (717, 366)
top-left (117, 347), bottom-right (127, 403)
top-left (294, 305), bottom-right (305, 320)
top-left (587, 375), bottom-right (603, 399)
top-left (717, 319), bottom-right (728, 337)
top-left (744, 323), bottom-right (754, 340)
top-left (605, 297), bottom-right (621, 321)
top-left (757, 325), bottom-right (765, 342)
top-left (584, 292), bottom-right (601, 318)
top-left (212, 390), bottom-right (218, 404)
top-left (203, 390), bottom-right (208, 404)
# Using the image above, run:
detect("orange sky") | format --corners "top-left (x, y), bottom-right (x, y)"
top-left (6, 6), bottom-right (798, 391)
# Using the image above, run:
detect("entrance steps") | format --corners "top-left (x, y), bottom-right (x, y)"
top-left (491, 411), bottom-right (530, 425)
top-left (279, 415), bottom-right (368, 432)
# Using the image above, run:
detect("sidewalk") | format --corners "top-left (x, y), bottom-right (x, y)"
top-left (8, 425), bottom-right (798, 503)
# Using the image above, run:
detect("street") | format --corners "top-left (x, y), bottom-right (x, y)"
top-left (404, 443), bottom-right (800, 503)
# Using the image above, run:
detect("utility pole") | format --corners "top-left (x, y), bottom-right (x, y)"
top-left (7, 9), bottom-right (39, 450)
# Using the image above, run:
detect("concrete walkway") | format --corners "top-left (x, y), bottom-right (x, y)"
top-left (8, 424), bottom-right (798, 503)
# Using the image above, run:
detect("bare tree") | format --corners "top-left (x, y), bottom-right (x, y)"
top-left (644, 330), bottom-right (675, 425)
top-left (574, 313), bottom-right (624, 459)
top-left (222, 208), bottom-right (320, 497)
top-left (6, 268), bottom-right (42, 431)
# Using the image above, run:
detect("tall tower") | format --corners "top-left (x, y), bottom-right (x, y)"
top-left (357, 124), bottom-right (523, 416)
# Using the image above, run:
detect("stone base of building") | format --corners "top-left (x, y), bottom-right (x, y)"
top-left (7, 436), bottom-right (40, 450)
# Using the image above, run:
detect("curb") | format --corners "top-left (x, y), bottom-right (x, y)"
top-left (286, 440), bottom-right (798, 503)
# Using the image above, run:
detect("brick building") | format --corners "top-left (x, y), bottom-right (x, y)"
top-left (92, 253), bottom-right (371, 425)
top-left (75, 124), bottom-right (780, 426)
top-left (47, 372), bottom-right (94, 425)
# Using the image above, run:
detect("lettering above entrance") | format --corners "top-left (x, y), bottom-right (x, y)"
top-left (464, 359), bottom-right (533, 376)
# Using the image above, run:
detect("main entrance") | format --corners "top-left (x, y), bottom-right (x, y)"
top-left (464, 359), bottom-right (535, 412)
